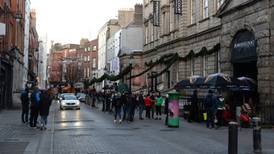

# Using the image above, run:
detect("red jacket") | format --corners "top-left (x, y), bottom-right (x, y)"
top-left (144, 97), bottom-right (152, 107)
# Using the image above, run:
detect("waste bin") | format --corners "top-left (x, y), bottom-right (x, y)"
top-left (167, 91), bottom-right (180, 128)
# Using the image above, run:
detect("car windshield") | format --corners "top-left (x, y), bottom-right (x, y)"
top-left (76, 93), bottom-right (85, 97)
top-left (63, 95), bottom-right (77, 100)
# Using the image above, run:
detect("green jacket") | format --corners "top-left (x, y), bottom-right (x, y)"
top-left (156, 96), bottom-right (164, 106)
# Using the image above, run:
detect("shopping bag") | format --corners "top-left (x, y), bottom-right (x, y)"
top-left (203, 112), bottom-right (207, 121)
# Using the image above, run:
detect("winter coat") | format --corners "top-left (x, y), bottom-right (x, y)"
top-left (39, 91), bottom-right (52, 116)
top-left (155, 96), bottom-right (164, 106)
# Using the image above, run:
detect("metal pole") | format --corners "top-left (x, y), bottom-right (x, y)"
top-left (252, 117), bottom-right (262, 153)
top-left (228, 121), bottom-right (238, 154)
top-left (129, 63), bottom-right (132, 93)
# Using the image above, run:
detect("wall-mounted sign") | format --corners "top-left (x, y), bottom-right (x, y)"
top-left (0, 23), bottom-right (6, 36)
top-left (174, 0), bottom-right (182, 15)
top-left (231, 30), bottom-right (257, 63)
top-left (153, 0), bottom-right (160, 26)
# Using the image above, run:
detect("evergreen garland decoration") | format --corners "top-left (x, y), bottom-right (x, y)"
top-left (88, 65), bottom-right (132, 85)
top-left (88, 43), bottom-right (220, 85)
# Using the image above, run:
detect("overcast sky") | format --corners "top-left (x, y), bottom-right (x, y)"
top-left (31, 0), bottom-right (143, 45)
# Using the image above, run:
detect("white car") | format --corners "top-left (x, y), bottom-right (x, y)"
top-left (59, 93), bottom-right (80, 110)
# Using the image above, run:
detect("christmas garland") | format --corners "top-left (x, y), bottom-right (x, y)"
top-left (88, 43), bottom-right (220, 85)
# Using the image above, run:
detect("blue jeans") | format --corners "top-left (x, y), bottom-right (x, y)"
top-left (139, 105), bottom-right (144, 118)
top-left (114, 106), bottom-right (122, 120)
top-left (40, 115), bottom-right (48, 127)
top-left (123, 105), bottom-right (129, 120)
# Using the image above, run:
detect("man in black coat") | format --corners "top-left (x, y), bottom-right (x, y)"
top-left (20, 88), bottom-right (29, 123)
top-left (39, 89), bottom-right (52, 130)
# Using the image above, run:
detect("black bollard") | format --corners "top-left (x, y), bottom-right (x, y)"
top-left (228, 121), bottom-right (238, 154)
top-left (252, 117), bottom-right (262, 153)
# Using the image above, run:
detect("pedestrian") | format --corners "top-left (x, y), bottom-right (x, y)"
top-left (164, 94), bottom-right (169, 125)
top-left (113, 93), bottom-right (122, 123)
top-left (150, 92), bottom-right (156, 119)
top-left (215, 90), bottom-right (225, 128)
top-left (20, 87), bottom-right (29, 123)
top-left (39, 89), bottom-right (52, 130)
top-left (204, 90), bottom-right (216, 129)
top-left (29, 86), bottom-right (41, 128)
top-left (155, 92), bottom-right (164, 120)
top-left (144, 94), bottom-right (153, 119)
top-left (189, 90), bottom-right (198, 122)
top-left (136, 92), bottom-right (145, 120)
top-left (128, 93), bottom-right (137, 122)
top-left (121, 93), bottom-right (129, 121)
top-left (91, 86), bottom-right (97, 107)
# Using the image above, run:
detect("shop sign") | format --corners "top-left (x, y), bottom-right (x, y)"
top-left (232, 31), bottom-right (257, 63)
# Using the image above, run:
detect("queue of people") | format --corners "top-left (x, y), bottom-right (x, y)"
top-left (88, 90), bottom-right (168, 124)
top-left (20, 86), bottom-right (53, 130)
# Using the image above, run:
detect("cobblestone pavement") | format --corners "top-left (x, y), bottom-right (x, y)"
top-left (0, 101), bottom-right (273, 154)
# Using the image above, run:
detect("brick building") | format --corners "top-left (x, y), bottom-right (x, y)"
top-left (0, 0), bottom-right (32, 109)
top-left (48, 39), bottom-right (98, 86)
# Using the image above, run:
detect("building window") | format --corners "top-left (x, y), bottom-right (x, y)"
top-left (203, 55), bottom-right (206, 76)
top-left (217, 0), bottom-right (224, 9)
top-left (145, 24), bottom-right (149, 44)
top-left (87, 68), bottom-right (90, 78)
top-left (92, 58), bottom-right (96, 68)
top-left (203, 0), bottom-right (209, 19)
top-left (93, 46), bottom-right (97, 51)
top-left (190, 0), bottom-right (195, 24)
top-left (88, 56), bottom-right (90, 61)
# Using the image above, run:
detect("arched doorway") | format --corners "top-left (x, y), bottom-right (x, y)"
top-left (231, 30), bottom-right (257, 80)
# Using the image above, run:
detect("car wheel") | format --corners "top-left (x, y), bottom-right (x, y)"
top-left (60, 106), bottom-right (63, 110)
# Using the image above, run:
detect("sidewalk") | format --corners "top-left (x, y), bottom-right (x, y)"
top-left (0, 105), bottom-right (55, 154)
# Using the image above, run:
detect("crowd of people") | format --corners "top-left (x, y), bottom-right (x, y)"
top-left (20, 86), bottom-right (53, 130)
top-left (87, 90), bottom-right (169, 124)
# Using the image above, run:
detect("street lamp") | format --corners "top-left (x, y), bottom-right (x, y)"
top-left (129, 54), bottom-right (133, 93)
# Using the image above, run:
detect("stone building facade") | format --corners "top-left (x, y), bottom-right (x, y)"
top-left (142, 0), bottom-right (274, 123)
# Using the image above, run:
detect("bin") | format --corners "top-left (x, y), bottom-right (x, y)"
top-left (168, 91), bottom-right (180, 128)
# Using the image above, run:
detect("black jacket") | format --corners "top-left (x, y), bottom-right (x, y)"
top-left (39, 91), bottom-right (52, 116)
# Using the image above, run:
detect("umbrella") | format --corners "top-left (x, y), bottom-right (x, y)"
top-left (237, 76), bottom-right (257, 91)
top-left (174, 80), bottom-right (192, 90)
top-left (189, 76), bottom-right (206, 88)
top-left (117, 83), bottom-right (129, 93)
top-left (205, 73), bottom-right (232, 88)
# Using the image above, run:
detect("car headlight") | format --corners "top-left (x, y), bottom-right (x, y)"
top-left (61, 101), bottom-right (66, 105)
top-left (76, 101), bottom-right (80, 105)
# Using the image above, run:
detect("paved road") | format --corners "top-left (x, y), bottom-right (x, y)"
top-left (0, 101), bottom-right (273, 154)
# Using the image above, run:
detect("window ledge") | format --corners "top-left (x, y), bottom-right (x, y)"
top-left (170, 28), bottom-right (179, 33)
top-left (199, 17), bottom-right (210, 23)
top-left (187, 23), bottom-right (197, 28)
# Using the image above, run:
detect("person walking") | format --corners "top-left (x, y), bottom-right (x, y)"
top-left (128, 94), bottom-right (137, 122)
top-left (204, 90), bottom-right (216, 129)
top-left (144, 94), bottom-right (153, 119)
top-left (155, 93), bottom-right (164, 120)
top-left (121, 93), bottom-right (129, 121)
top-left (136, 92), bottom-right (145, 120)
top-left (150, 92), bottom-right (156, 119)
top-left (29, 86), bottom-right (41, 128)
top-left (20, 87), bottom-right (29, 123)
top-left (215, 90), bottom-right (225, 128)
top-left (113, 93), bottom-right (122, 123)
top-left (190, 90), bottom-right (199, 122)
top-left (39, 89), bottom-right (52, 130)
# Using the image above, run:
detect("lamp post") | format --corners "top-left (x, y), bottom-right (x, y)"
top-left (129, 55), bottom-right (133, 93)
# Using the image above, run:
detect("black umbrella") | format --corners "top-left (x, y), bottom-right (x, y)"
top-left (174, 79), bottom-right (192, 90)
top-left (237, 76), bottom-right (257, 91)
top-left (189, 76), bottom-right (206, 88)
top-left (205, 73), bottom-right (232, 88)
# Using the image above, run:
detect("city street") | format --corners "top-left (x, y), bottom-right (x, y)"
top-left (0, 101), bottom-right (273, 154)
